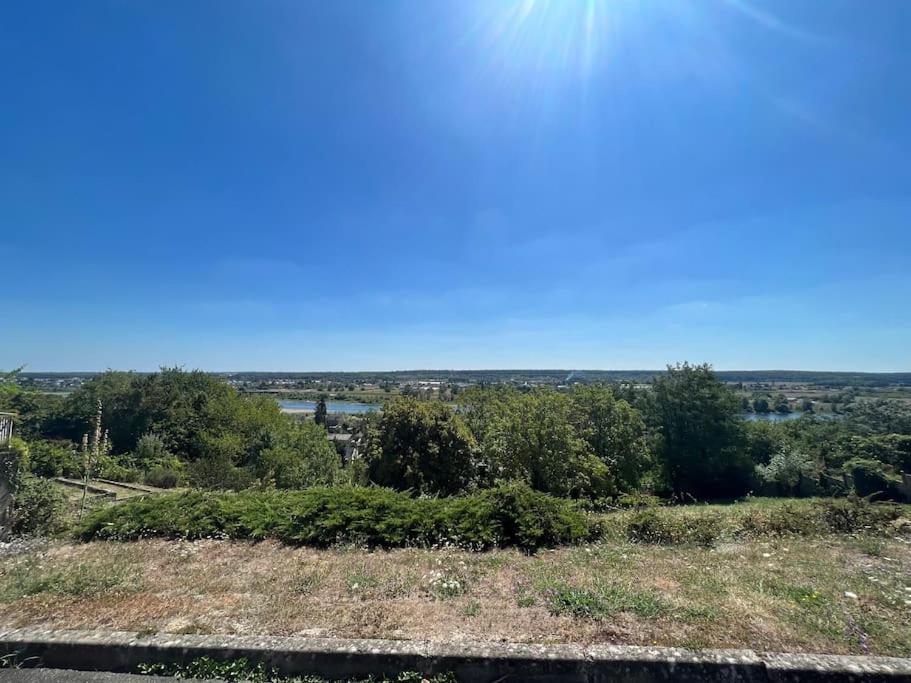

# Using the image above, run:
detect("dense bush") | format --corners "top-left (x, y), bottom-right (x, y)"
top-left (132, 433), bottom-right (174, 467)
top-left (1, 437), bottom-right (29, 491)
top-left (11, 474), bottom-right (68, 535)
top-left (843, 458), bottom-right (903, 501)
top-left (756, 445), bottom-right (820, 496)
top-left (188, 456), bottom-right (255, 491)
top-left (3, 439), bottom-right (68, 536)
top-left (612, 498), bottom-right (905, 546)
top-left (738, 498), bottom-right (902, 537)
top-left (460, 387), bottom-right (613, 498)
top-left (253, 420), bottom-right (340, 489)
top-left (145, 466), bottom-right (181, 488)
top-left (625, 509), bottom-right (720, 546)
top-left (364, 397), bottom-right (477, 495)
top-left (95, 456), bottom-right (142, 483)
top-left (648, 363), bottom-right (753, 499)
top-left (77, 483), bottom-right (597, 551)
top-left (26, 439), bottom-right (81, 478)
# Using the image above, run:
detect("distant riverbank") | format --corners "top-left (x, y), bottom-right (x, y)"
top-left (743, 412), bottom-right (804, 422)
top-left (278, 400), bottom-right (828, 421)
top-left (279, 400), bottom-right (382, 414)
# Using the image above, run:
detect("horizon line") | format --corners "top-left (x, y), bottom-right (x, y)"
top-left (14, 367), bottom-right (911, 375)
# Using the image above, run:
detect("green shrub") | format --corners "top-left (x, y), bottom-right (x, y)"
top-left (189, 457), bottom-right (255, 491)
top-left (625, 509), bottom-right (720, 546)
top-left (145, 466), bottom-right (180, 489)
top-left (740, 501), bottom-right (819, 536)
top-left (133, 433), bottom-right (173, 467)
top-left (11, 474), bottom-right (68, 535)
top-left (1, 437), bottom-right (29, 491)
top-left (844, 458), bottom-right (902, 501)
top-left (738, 498), bottom-right (901, 536)
top-left (77, 483), bottom-right (596, 551)
top-left (27, 439), bottom-right (81, 478)
top-left (821, 498), bottom-right (901, 533)
top-left (615, 493), bottom-right (663, 509)
top-left (96, 456), bottom-right (142, 483)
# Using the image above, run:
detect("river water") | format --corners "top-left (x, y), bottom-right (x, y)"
top-left (278, 400), bottom-right (381, 414)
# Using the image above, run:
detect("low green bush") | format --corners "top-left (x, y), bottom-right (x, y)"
top-left (77, 483), bottom-right (596, 551)
top-left (577, 493), bottom-right (664, 513)
top-left (740, 502), bottom-right (819, 536)
top-left (625, 509), bottom-right (720, 546)
top-left (189, 457), bottom-right (255, 491)
top-left (615, 493), bottom-right (664, 509)
top-left (11, 474), bottom-right (68, 535)
top-left (618, 497), bottom-right (904, 546)
top-left (27, 439), bottom-right (81, 478)
top-left (844, 458), bottom-right (903, 501)
top-left (739, 498), bottom-right (902, 536)
top-left (821, 497), bottom-right (901, 532)
top-left (145, 466), bottom-right (180, 489)
top-left (96, 456), bottom-right (143, 483)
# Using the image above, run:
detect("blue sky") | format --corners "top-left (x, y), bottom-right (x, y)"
top-left (2, 0), bottom-right (910, 371)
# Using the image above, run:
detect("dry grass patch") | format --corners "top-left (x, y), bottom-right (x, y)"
top-left (0, 535), bottom-right (908, 655)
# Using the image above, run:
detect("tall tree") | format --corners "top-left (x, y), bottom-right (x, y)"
top-left (314, 396), bottom-right (328, 427)
top-left (364, 397), bottom-right (477, 495)
top-left (461, 387), bottom-right (611, 498)
top-left (569, 385), bottom-right (650, 492)
top-left (650, 363), bottom-right (752, 499)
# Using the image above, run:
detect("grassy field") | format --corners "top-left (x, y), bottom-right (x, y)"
top-left (1, 500), bottom-right (909, 657)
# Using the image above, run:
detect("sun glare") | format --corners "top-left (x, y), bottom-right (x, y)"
top-left (481, 0), bottom-right (614, 77)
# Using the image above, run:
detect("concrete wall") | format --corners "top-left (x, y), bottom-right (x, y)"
top-left (1, 628), bottom-right (909, 682)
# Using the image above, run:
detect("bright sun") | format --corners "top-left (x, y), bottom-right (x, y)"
top-left (479, 0), bottom-right (615, 77)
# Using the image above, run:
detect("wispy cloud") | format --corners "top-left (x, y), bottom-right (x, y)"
top-left (723, 0), bottom-right (829, 44)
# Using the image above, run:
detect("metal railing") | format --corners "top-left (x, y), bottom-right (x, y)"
top-left (0, 412), bottom-right (14, 448)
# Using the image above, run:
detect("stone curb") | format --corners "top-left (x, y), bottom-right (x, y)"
top-left (0, 628), bottom-right (909, 682)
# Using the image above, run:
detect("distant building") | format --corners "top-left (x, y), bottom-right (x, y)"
top-left (327, 433), bottom-right (359, 461)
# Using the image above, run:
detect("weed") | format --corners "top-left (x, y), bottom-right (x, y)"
top-left (289, 569), bottom-right (324, 595)
top-left (0, 556), bottom-right (136, 602)
top-left (677, 605), bottom-right (721, 624)
top-left (346, 568), bottom-right (380, 596)
top-left (516, 594), bottom-right (536, 608)
top-left (854, 537), bottom-right (885, 557)
top-left (546, 582), bottom-right (667, 620)
top-left (137, 657), bottom-right (457, 682)
top-left (462, 599), bottom-right (481, 617)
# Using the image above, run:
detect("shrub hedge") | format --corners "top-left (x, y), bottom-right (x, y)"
top-left (77, 483), bottom-right (597, 551)
top-left (77, 489), bottom-right (907, 552)
top-left (615, 497), bottom-right (905, 546)
top-left (11, 474), bottom-right (68, 535)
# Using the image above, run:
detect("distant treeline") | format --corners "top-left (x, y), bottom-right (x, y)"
top-left (17, 369), bottom-right (911, 387)
top-left (5, 364), bottom-right (911, 505)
